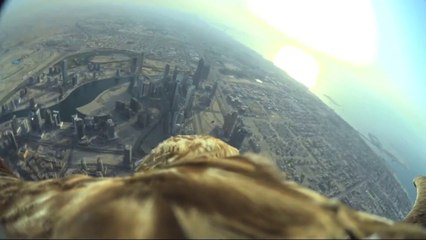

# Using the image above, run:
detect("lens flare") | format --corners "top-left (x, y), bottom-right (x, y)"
top-left (274, 46), bottom-right (319, 88)
top-left (248, 0), bottom-right (378, 65)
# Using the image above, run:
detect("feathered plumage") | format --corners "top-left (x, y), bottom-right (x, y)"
top-left (0, 135), bottom-right (425, 239)
top-left (404, 177), bottom-right (426, 228)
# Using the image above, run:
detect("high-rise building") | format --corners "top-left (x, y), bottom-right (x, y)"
top-left (229, 124), bottom-right (249, 149)
top-left (123, 145), bottom-right (132, 169)
top-left (162, 112), bottom-right (173, 135)
top-left (137, 111), bottom-right (150, 128)
top-left (3, 130), bottom-right (18, 151)
top-left (71, 75), bottom-right (78, 86)
top-left (11, 115), bottom-right (20, 136)
top-left (106, 119), bottom-right (117, 139)
top-left (44, 109), bottom-right (54, 128)
top-left (71, 114), bottom-right (78, 130)
top-left (80, 159), bottom-right (88, 171)
top-left (128, 76), bottom-right (137, 93)
top-left (29, 109), bottom-right (43, 133)
top-left (223, 112), bottom-right (238, 138)
top-left (163, 64), bottom-right (170, 81)
top-left (96, 157), bottom-right (105, 173)
top-left (171, 110), bottom-right (184, 135)
top-left (130, 98), bottom-right (141, 113)
top-left (115, 101), bottom-right (126, 111)
top-left (29, 98), bottom-right (36, 110)
top-left (61, 60), bottom-right (68, 84)
top-left (201, 64), bottom-right (210, 80)
top-left (131, 56), bottom-right (139, 75)
top-left (172, 66), bottom-right (178, 82)
top-left (139, 52), bottom-right (144, 72)
top-left (21, 118), bottom-right (31, 134)
top-left (184, 85), bottom-right (195, 118)
top-left (87, 62), bottom-right (95, 71)
top-left (141, 80), bottom-right (151, 98)
top-left (82, 117), bottom-right (93, 131)
top-left (75, 117), bottom-right (85, 140)
top-left (193, 58), bottom-right (204, 88)
top-left (171, 81), bottom-right (181, 111)
top-left (52, 110), bottom-right (62, 128)
top-left (210, 81), bottom-right (218, 100)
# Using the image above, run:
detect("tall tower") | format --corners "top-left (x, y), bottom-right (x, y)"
top-left (229, 124), bottom-right (249, 149)
top-left (44, 109), bottom-right (54, 128)
top-left (61, 60), bottom-right (68, 85)
top-left (172, 66), bottom-right (178, 82)
top-left (184, 85), bottom-right (195, 118)
top-left (29, 109), bottom-right (43, 133)
top-left (163, 64), bottom-right (170, 81)
top-left (52, 110), bottom-right (62, 128)
top-left (140, 52), bottom-right (144, 72)
top-left (11, 115), bottom-right (20, 136)
top-left (193, 58), bottom-right (204, 88)
top-left (131, 57), bottom-right (138, 73)
top-left (170, 81), bottom-right (181, 112)
top-left (223, 111), bottom-right (238, 138)
top-left (106, 119), bottom-right (117, 140)
top-left (3, 130), bottom-right (18, 151)
top-left (123, 145), bottom-right (133, 169)
top-left (75, 118), bottom-right (85, 140)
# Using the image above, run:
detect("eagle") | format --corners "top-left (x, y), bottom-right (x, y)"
top-left (0, 135), bottom-right (425, 238)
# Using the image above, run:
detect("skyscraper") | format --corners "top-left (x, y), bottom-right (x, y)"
top-left (29, 109), bottom-right (43, 133)
top-left (130, 98), bottom-right (141, 113)
top-left (123, 145), bottom-right (132, 169)
top-left (193, 58), bottom-right (204, 88)
top-left (52, 110), bottom-right (62, 128)
top-left (223, 112), bottom-right (238, 138)
top-left (11, 115), bottom-right (20, 136)
top-left (3, 130), bottom-right (18, 151)
top-left (61, 60), bottom-right (68, 84)
top-left (137, 112), bottom-right (150, 128)
top-left (75, 118), bottom-right (85, 140)
top-left (44, 109), bottom-right (54, 128)
top-left (131, 57), bottom-right (138, 73)
top-left (184, 85), bottom-right (195, 118)
top-left (200, 64), bottom-right (210, 80)
top-left (106, 119), bottom-right (117, 140)
top-left (170, 81), bottom-right (181, 112)
top-left (172, 66), bottom-right (178, 82)
top-left (229, 124), bottom-right (249, 149)
top-left (163, 64), bottom-right (170, 81)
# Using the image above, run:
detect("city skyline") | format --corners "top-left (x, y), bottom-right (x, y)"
top-left (0, 0), bottom-right (423, 203)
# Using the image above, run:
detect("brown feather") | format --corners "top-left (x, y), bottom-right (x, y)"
top-left (0, 135), bottom-right (425, 239)
top-left (404, 177), bottom-right (426, 228)
top-left (0, 157), bottom-right (18, 178)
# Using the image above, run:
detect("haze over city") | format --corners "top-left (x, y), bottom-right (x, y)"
top-left (0, 0), bottom-right (424, 213)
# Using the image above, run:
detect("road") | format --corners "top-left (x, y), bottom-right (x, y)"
top-left (0, 51), bottom-right (63, 107)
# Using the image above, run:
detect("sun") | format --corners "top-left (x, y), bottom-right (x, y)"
top-left (248, 0), bottom-right (377, 65)
top-left (274, 46), bottom-right (319, 88)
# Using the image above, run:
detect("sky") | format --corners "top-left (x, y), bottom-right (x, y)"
top-left (1, 0), bottom-right (425, 199)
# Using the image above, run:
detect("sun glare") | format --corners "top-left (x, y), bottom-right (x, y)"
top-left (248, 0), bottom-right (378, 65)
top-left (274, 46), bottom-right (319, 88)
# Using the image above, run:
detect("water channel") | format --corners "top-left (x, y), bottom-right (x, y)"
top-left (0, 77), bottom-right (129, 123)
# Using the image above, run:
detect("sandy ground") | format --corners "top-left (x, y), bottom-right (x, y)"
top-left (77, 82), bottom-right (131, 116)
